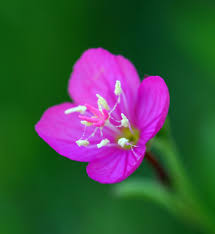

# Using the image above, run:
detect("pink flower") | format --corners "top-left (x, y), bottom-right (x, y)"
top-left (35, 48), bottom-right (170, 184)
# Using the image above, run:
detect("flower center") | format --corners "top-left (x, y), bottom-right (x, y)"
top-left (65, 80), bottom-right (139, 150)
top-left (117, 127), bottom-right (139, 150)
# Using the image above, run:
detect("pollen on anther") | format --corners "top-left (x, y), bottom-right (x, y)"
top-left (114, 80), bottom-right (122, 96)
top-left (96, 94), bottom-right (110, 111)
top-left (76, 140), bottom-right (89, 147)
top-left (121, 113), bottom-right (129, 128)
top-left (118, 138), bottom-right (129, 148)
top-left (80, 121), bottom-right (93, 126)
top-left (97, 138), bottom-right (110, 148)
top-left (65, 105), bottom-right (86, 114)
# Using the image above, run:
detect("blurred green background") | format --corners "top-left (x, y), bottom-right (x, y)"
top-left (1, 0), bottom-right (215, 233)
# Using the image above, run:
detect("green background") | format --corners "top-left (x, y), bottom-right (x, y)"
top-left (1, 0), bottom-right (215, 233)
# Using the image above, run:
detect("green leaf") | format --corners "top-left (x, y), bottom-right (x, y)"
top-left (114, 179), bottom-right (177, 215)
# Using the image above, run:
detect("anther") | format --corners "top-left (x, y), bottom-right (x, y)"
top-left (65, 105), bottom-right (86, 114)
top-left (120, 113), bottom-right (129, 128)
top-left (97, 138), bottom-right (110, 148)
top-left (80, 121), bottom-right (93, 126)
top-left (96, 94), bottom-right (110, 111)
top-left (76, 140), bottom-right (89, 147)
top-left (114, 80), bottom-right (122, 96)
top-left (118, 137), bottom-right (129, 148)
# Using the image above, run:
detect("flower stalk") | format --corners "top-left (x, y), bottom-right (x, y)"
top-left (151, 122), bottom-right (215, 234)
top-left (145, 151), bottom-right (171, 187)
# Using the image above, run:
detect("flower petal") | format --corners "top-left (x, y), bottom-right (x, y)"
top-left (86, 146), bottom-right (145, 184)
top-left (69, 48), bottom-right (140, 120)
top-left (35, 103), bottom-right (115, 162)
top-left (135, 76), bottom-right (170, 144)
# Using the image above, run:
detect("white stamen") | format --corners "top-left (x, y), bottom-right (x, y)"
top-left (100, 127), bottom-right (103, 137)
top-left (80, 121), bottom-right (93, 126)
top-left (97, 138), bottom-right (110, 148)
top-left (76, 140), bottom-right (89, 147)
top-left (87, 127), bottom-right (98, 140)
top-left (114, 80), bottom-right (122, 96)
top-left (131, 147), bottom-right (139, 159)
top-left (65, 105), bottom-right (86, 114)
top-left (79, 125), bottom-right (87, 140)
top-left (109, 96), bottom-right (120, 116)
top-left (105, 119), bottom-right (121, 134)
top-left (118, 137), bottom-right (129, 148)
top-left (120, 113), bottom-right (129, 128)
top-left (109, 81), bottom-right (121, 116)
top-left (96, 94), bottom-right (110, 111)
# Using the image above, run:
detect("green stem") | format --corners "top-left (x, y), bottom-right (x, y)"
top-left (153, 139), bottom-right (190, 197)
top-left (145, 151), bottom-right (171, 187)
top-left (153, 138), bottom-right (215, 234)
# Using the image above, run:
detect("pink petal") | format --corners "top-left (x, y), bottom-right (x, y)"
top-left (35, 103), bottom-right (115, 162)
top-left (69, 48), bottom-right (140, 120)
top-left (86, 146), bottom-right (145, 184)
top-left (135, 76), bottom-right (170, 144)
